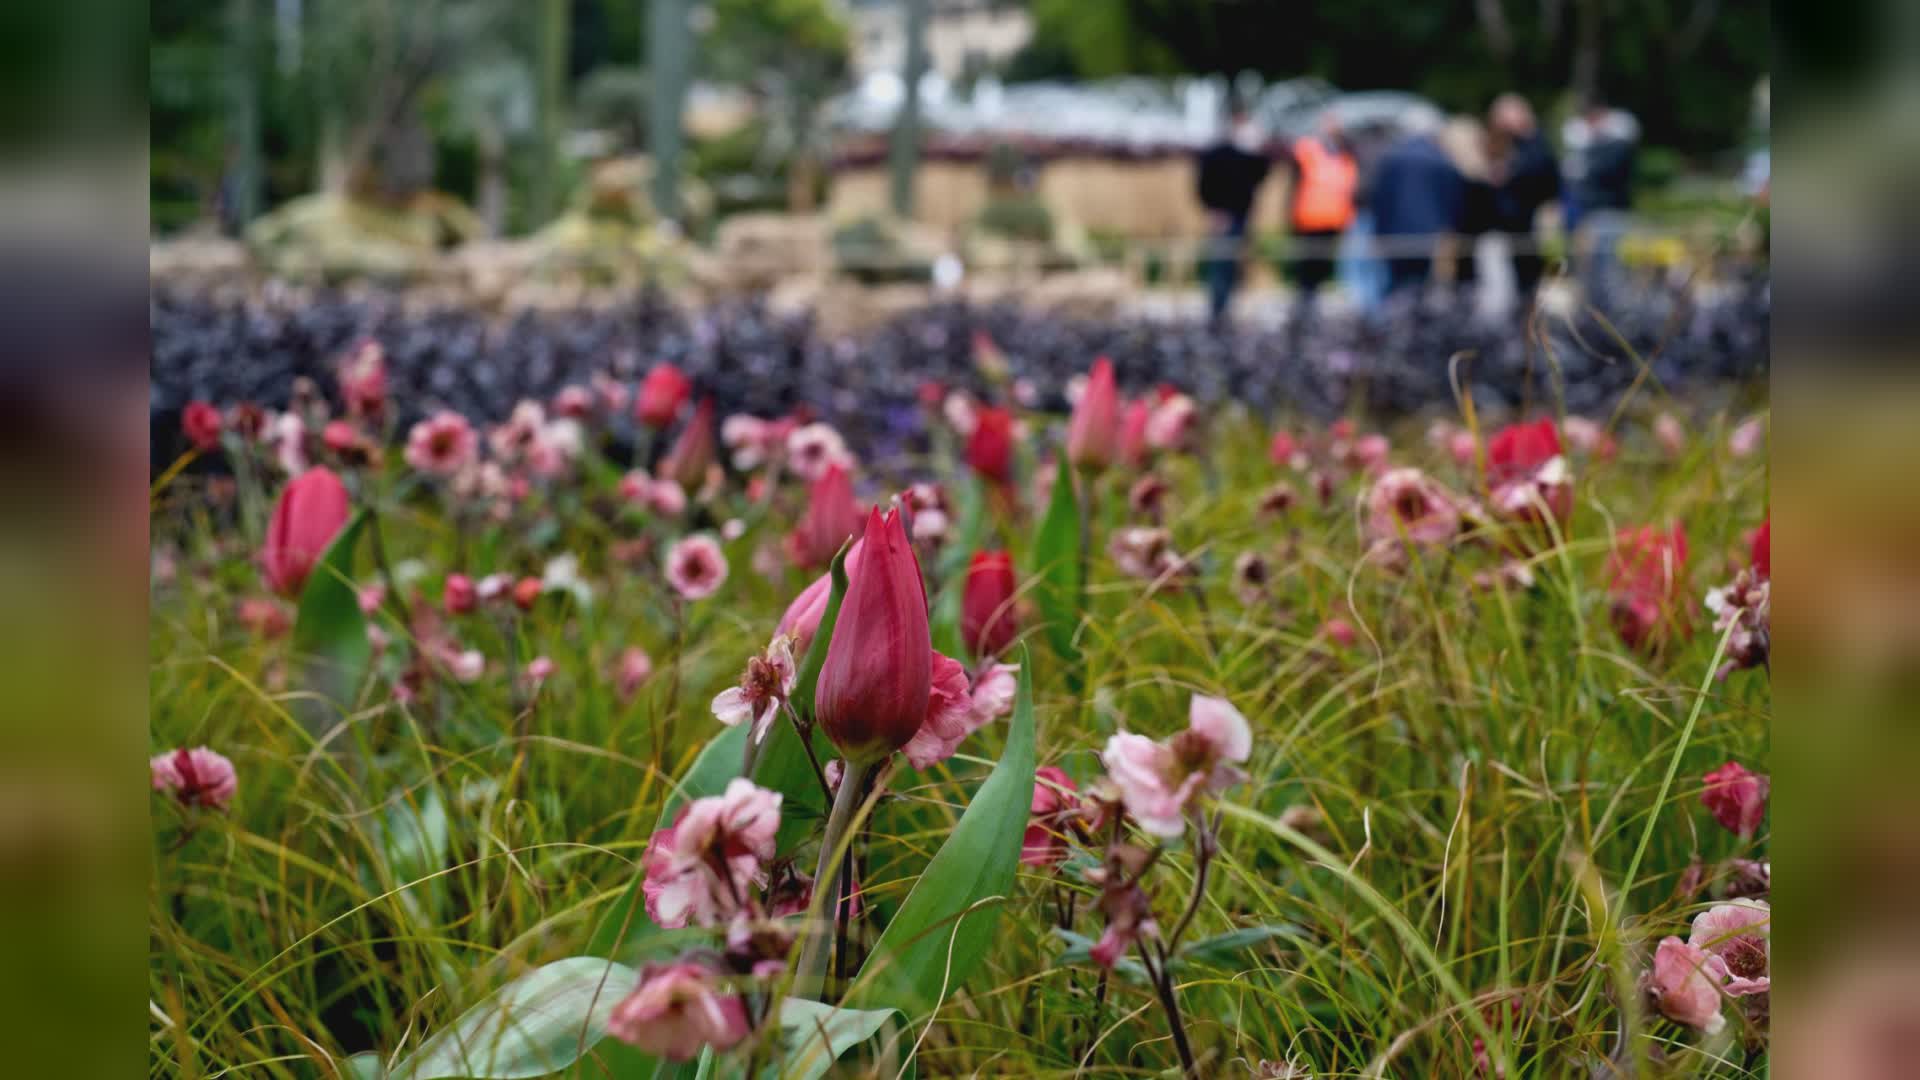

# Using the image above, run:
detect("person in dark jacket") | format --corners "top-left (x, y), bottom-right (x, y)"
top-left (1367, 111), bottom-right (1464, 295)
top-left (1488, 94), bottom-right (1561, 296)
top-left (1562, 94), bottom-right (1638, 283)
top-left (1195, 102), bottom-right (1272, 326)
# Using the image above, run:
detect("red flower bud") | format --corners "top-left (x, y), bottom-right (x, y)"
top-left (1067, 357), bottom-right (1121, 472)
top-left (635, 362), bottom-right (692, 428)
top-left (262, 467), bottom-right (351, 597)
top-left (444, 573), bottom-right (477, 615)
top-left (1607, 523), bottom-right (1691, 653)
top-left (786, 464), bottom-right (863, 572)
top-left (961, 549), bottom-right (1018, 660)
top-left (1750, 517), bottom-right (1769, 579)
top-left (512, 576), bottom-right (542, 612)
top-left (966, 406), bottom-right (1015, 486)
top-left (1486, 418), bottom-right (1562, 484)
top-left (659, 396), bottom-right (716, 492)
top-left (815, 508), bottom-right (931, 762)
top-left (182, 401), bottom-right (223, 452)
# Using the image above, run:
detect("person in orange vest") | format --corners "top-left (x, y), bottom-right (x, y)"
top-left (1285, 113), bottom-right (1359, 308)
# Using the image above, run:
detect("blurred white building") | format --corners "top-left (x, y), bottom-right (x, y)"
top-left (845, 0), bottom-right (1034, 82)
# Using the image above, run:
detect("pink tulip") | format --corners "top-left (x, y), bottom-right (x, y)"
top-left (815, 508), bottom-right (931, 763)
top-left (262, 467), bottom-right (351, 597)
top-left (1067, 357), bottom-right (1122, 472)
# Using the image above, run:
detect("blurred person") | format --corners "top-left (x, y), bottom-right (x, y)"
top-left (1283, 112), bottom-right (1358, 313)
top-left (1367, 109), bottom-right (1464, 296)
top-left (1561, 93), bottom-right (1639, 284)
top-left (1439, 116), bottom-right (1499, 290)
top-left (1195, 98), bottom-right (1273, 328)
top-left (1487, 93), bottom-right (1561, 297)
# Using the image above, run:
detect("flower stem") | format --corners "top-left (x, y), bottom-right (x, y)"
top-left (1146, 943), bottom-right (1200, 1077)
top-left (796, 755), bottom-right (882, 997)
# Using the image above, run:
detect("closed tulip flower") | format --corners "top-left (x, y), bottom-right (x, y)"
top-left (966, 406), bottom-right (1015, 486)
top-left (786, 463), bottom-right (863, 572)
top-left (659, 396), bottom-right (717, 492)
top-left (182, 401), bottom-right (223, 452)
top-left (635, 362), bottom-right (692, 428)
top-left (961, 549), bottom-right (1019, 660)
top-left (1067, 357), bottom-right (1121, 472)
top-left (263, 467), bottom-right (351, 597)
top-left (815, 508), bottom-right (931, 763)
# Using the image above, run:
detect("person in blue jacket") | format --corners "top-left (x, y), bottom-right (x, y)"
top-left (1367, 110), bottom-right (1465, 296)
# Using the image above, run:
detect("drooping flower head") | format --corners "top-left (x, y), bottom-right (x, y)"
top-left (1486, 418), bottom-right (1572, 526)
top-left (659, 397), bottom-right (717, 493)
top-left (1100, 695), bottom-right (1251, 837)
top-left (150, 747), bottom-right (238, 811)
top-left (1365, 467), bottom-right (1463, 550)
top-left (1607, 523), bottom-right (1691, 653)
top-left (606, 960), bottom-right (751, 1062)
top-left (1647, 936), bottom-right (1726, 1034)
top-left (1689, 900), bottom-right (1770, 997)
top-left (815, 508), bottom-right (931, 763)
top-left (641, 778), bottom-right (783, 929)
top-left (711, 635), bottom-right (799, 742)
top-left (1701, 761), bottom-right (1768, 838)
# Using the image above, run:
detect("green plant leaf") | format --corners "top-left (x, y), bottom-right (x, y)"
top-left (765, 999), bottom-right (903, 1080)
top-left (790, 545), bottom-right (851, 725)
top-left (1030, 454), bottom-right (1081, 667)
top-left (291, 510), bottom-right (371, 727)
top-left (586, 721), bottom-right (750, 960)
top-left (846, 654), bottom-right (1037, 1016)
top-left (386, 957), bottom-right (639, 1079)
top-left (1050, 928), bottom-right (1151, 985)
top-left (340, 1052), bottom-right (386, 1079)
top-left (366, 787), bottom-right (452, 923)
top-left (1174, 923), bottom-right (1307, 970)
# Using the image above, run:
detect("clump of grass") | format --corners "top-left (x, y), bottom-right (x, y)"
top-left (149, 400), bottom-right (1768, 1078)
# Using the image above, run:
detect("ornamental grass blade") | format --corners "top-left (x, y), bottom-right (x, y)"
top-left (846, 653), bottom-right (1036, 1016)
top-left (1030, 453), bottom-right (1081, 669)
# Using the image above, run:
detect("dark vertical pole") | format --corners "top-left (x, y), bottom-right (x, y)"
top-left (226, 0), bottom-right (261, 229)
top-left (535, 0), bottom-right (570, 225)
top-left (649, 0), bottom-right (688, 222)
top-left (889, 0), bottom-right (929, 218)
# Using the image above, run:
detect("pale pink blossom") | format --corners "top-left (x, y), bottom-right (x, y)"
top-left (902, 651), bottom-right (985, 769)
top-left (967, 662), bottom-right (1019, 728)
top-left (357, 584), bottom-right (386, 616)
top-left (665, 535), bottom-right (728, 601)
top-left (616, 646), bottom-right (654, 703)
top-left (641, 779), bottom-right (782, 928)
top-left (551, 385), bottom-right (595, 419)
top-left (1100, 695), bottom-right (1251, 837)
top-left (785, 423), bottom-right (854, 482)
top-left (1366, 468), bottom-right (1463, 549)
top-left (1648, 936), bottom-right (1726, 1034)
top-left (592, 372), bottom-right (631, 414)
top-left (448, 649), bottom-right (486, 683)
top-left (488, 400), bottom-right (547, 463)
top-left (1561, 416), bottom-right (1616, 458)
top-left (711, 635), bottom-right (798, 742)
top-left (1689, 900), bottom-right (1770, 997)
top-left (271, 412), bottom-right (309, 475)
top-left (942, 391), bottom-right (979, 436)
top-left (1353, 433), bottom-right (1392, 473)
top-left (618, 473), bottom-right (687, 516)
top-left (404, 412), bottom-right (478, 476)
top-left (606, 961), bottom-right (751, 1062)
top-left (721, 414), bottom-right (790, 471)
top-left (1654, 412), bottom-right (1686, 458)
top-left (150, 747), bottom-right (238, 810)
top-left (1109, 526), bottom-right (1188, 583)
top-left (1144, 394), bottom-right (1197, 451)
top-left (475, 573), bottom-right (513, 603)
top-left (521, 655), bottom-right (555, 689)
top-left (1729, 415), bottom-right (1766, 459)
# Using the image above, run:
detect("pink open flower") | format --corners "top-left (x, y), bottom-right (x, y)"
top-left (1690, 900), bottom-right (1770, 997)
top-left (711, 635), bottom-right (798, 742)
top-left (1022, 766), bottom-right (1079, 868)
top-left (900, 651), bottom-right (981, 769)
top-left (404, 411), bottom-right (478, 477)
top-left (151, 747), bottom-right (238, 811)
top-left (665, 535), bottom-right (728, 601)
top-left (1701, 761), bottom-right (1768, 838)
top-left (1100, 695), bottom-right (1251, 837)
top-left (641, 779), bottom-right (782, 929)
top-left (1648, 936), bottom-right (1726, 1034)
top-left (606, 961), bottom-right (751, 1062)
top-left (1366, 468), bottom-right (1463, 549)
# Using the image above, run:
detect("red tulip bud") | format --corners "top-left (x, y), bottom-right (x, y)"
top-left (786, 464), bottom-right (864, 572)
top-left (1750, 517), bottom-right (1769, 578)
top-left (635, 362), bottom-right (692, 428)
top-left (961, 549), bottom-right (1019, 660)
top-left (659, 396), bottom-right (716, 492)
top-left (182, 401), bottom-right (223, 452)
top-left (1067, 357), bottom-right (1121, 472)
top-left (815, 508), bottom-right (931, 763)
top-left (263, 467), bottom-right (351, 597)
top-left (966, 406), bottom-right (1015, 486)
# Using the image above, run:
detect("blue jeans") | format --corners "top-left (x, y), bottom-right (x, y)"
top-left (1203, 216), bottom-right (1247, 324)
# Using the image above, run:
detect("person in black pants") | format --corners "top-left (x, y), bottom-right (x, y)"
top-left (1195, 101), bottom-right (1272, 327)
top-left (1488, 94), bottom-right (1562, 297)
top-left (1368, 111), bottom-right (1464, 296)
